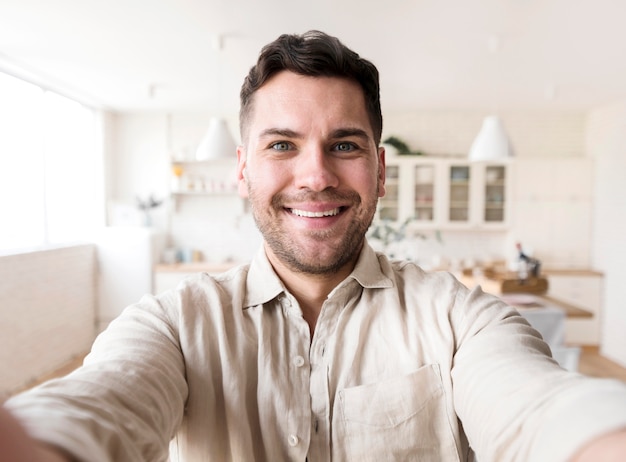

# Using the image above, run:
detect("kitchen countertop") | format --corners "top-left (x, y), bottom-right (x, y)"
top-left (459, 275), bottom-right (593, 318)
top-left (536, 294), bottom-right (593, 318)
top-left (541, 268), bottom-right (604, 277)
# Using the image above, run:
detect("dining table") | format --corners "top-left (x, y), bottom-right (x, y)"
top-left (461, 275), bottom-right (594, 372)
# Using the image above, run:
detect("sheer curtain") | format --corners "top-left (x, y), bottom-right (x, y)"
top-left (0, 71), bottom-right (102, 253)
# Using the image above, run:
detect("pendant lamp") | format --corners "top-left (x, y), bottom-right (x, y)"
top-left (468, 115), bottom-right (513, 162)
top-left (195, 34), bottom-right (237, 161)
top-left (195, 117), bottom-right (237, 160)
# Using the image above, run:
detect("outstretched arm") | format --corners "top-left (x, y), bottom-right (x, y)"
top-left (4, 292), bottom-right (188, 461)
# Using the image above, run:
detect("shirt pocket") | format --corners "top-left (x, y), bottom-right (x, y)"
top-left (338, 364), bottom-right (459, 462)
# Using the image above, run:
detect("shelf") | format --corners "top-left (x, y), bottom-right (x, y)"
top-left (171, 157), bottom-right (237, 165)
top-left (171, 190), bottom-right (239, 196)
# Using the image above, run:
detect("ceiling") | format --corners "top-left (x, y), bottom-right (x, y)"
top-left (1, 0), bottom-right (626, 115)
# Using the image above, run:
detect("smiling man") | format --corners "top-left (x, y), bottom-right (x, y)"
top-left (4, 30), bottom-right (626, 462)
top-left (238, 69), bottom-right (384, 333)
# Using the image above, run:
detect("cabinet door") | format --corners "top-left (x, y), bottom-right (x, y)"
top-left (446, 163), bottom-right (472, 225)
top-left (378, 162), bottom-right (401, 221)
top-left (549, 274), bottom-right (603, 345)
top-left (478, 163), bottom-right (511, 229)
top-left (412, 162), bottom-right (437, 224)
top-left (483, 165), bottom-right (508, 223)
top-left (440, 161), bottom-right (510, 229)
top-left (512, 158), bottom-right (593, 267)
top-left (379, 157), bottom-right (437, 225)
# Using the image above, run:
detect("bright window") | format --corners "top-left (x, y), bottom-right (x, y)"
top-left (0, 71), bottom-right (102, 253)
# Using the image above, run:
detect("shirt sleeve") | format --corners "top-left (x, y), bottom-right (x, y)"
top-left (4, 291), bottom-right (188, 462)
top-left (451, 285), bottom-right (626, 462)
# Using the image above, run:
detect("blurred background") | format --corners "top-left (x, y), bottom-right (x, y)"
top-left (1, 0), bottom-right (625, 395)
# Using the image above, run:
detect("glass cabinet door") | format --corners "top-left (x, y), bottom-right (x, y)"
top-left (379, 164), bottom-right (399, 220)
top-left (413, 164), bottom-right (435, 222)
top-left (448, 165), bottom-right (470, 222)
top-left (484, 165), bottom-right (506, 222)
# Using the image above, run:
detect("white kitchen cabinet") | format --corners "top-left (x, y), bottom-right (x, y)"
top-left (378, 157), bottom-right (439, 226)
top-left (513, 158), bottom-right (593, 202)
top-left (546, 271), bottom-right (603, 346)
top-left (378, 156), bottom-right (511, 230)
top-left (95, 227), bottom-right (166, 332)
top-left (442, 160), bottom-right (511, 229)
top-left (512, 158), bottom-right (593, 268)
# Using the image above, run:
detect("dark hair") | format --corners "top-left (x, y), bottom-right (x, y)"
top-left (239, 30), bottom-right (383, 145)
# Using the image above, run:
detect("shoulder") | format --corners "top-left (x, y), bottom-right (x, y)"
top-left (160, 262), bottom-right (251, 308)
top-left (379, 254), bottom-right (468, 299)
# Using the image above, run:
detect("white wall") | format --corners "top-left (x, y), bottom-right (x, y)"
top-left (587, 101), bottom-right (626, 367)
top-left (0, 245), bottom-right (97, 397)
top-left (383, 110), bottom-right (586, 159)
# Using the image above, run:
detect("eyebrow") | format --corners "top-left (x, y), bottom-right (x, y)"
top-left (330, 128), bottom-right (371, 141)
top-left (258, 127), bottom-right (371, 141)
top-left (258, 128), bottom-right (302, 139)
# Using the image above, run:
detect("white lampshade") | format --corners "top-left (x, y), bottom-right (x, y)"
top-left (195, 117), bottom-right (237, 160)
top-left (468, 115), bottom-right (513, 162)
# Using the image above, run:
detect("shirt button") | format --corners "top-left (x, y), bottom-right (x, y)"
top-left (293, 355), bottom-right (305, 367)
top-left (288, 434), bottom-right (299, 446)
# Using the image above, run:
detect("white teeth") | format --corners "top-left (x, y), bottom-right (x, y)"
top-left (290, 208), bottom-right (341, 218)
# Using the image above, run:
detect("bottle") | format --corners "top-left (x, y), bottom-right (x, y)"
top-left (517, 242), bottom-right (541, 279)
top-left (516, 242), bottom-right (530, 283)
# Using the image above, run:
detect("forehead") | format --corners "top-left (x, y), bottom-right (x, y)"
top-left (246, 71), bottom-right (372, 137)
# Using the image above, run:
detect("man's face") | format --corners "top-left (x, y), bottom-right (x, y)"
top-left (237, 71), bottom-right (386, 275)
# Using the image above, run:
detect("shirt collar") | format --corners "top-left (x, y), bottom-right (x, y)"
top-left (243, 246), bottom-right (286, 308)
top-left (243, 239), bottom-right (394, 308)
top-left (348, 240), bottom-right (395, 289)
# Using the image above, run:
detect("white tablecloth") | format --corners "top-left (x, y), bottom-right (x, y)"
top-left (519, 307), bottom-right (566, 346)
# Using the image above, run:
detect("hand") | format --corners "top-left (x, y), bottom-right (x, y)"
top-left (0, 406), bottom-right (70, 462)
top-left (571, 429), bottom-right (626, 461)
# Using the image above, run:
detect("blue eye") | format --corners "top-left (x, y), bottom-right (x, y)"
top-left (335, 142), bottom-right (356, 152)
top-left (271, 141), bottom-right (291, 151)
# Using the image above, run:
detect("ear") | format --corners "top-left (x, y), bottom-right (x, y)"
top-left (236, 145), bottom-right (249, 198)
top-left (377, 145), bottom-right (386, 198)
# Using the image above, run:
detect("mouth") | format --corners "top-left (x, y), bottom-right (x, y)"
top-left (288, 207), bottom-right (344, 218)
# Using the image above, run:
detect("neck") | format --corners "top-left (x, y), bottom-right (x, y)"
top-left (266, 245), bottom-right (358, 336)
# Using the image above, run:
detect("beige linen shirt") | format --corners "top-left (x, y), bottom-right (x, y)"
top-left (6, 243), bottom-right (626, 462)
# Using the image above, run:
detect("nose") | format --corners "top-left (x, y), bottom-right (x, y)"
top-left (294, 144), bottom-right (339, 192)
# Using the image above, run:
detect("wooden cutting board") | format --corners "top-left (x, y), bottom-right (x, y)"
top-left (499, 276), bottom-right (549, 294)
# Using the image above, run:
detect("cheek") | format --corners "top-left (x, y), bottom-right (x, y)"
top-left (246, 171), bottom-right (278, 203)
top-left (359, 166), bottom-right (384, 196)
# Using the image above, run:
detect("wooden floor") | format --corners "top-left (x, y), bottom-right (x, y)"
top-left (11, 345), bottom-right (626, 396)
